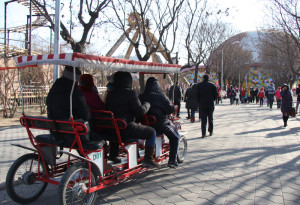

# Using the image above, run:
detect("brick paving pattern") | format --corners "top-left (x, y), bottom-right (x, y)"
top-left (0, 99), bottom-right (299, 204)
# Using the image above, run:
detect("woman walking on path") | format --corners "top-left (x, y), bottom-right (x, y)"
top-left (258, 87), bottom-right (265, 107)
top-left (275, 87), bottom-right (282, 109)
top-left (189, 84), bottom-right (199, 123)
top-left (281, 84), bottom-right (293, 127)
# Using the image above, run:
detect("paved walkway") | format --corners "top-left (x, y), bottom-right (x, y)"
top-left (0, 99), bottom-right (299, 204)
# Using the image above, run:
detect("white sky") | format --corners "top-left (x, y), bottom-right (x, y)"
top-left (0, 0), bottom-right (270, 61)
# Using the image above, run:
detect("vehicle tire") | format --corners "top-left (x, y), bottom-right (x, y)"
top-left (177, 135), bottom-right (187, 163)
top-left (58, 163), bottom-right (97, 205)
top-left (6, 153), bottom-right (48, 203)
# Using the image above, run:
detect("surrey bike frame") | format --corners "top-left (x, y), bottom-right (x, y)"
top-left (4, 53), bottom-right (185, 204)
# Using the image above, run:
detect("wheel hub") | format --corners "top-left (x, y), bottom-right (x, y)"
top-left (22, 171), bottom-right (36, 185)
top-left (73, 183), bottom-right (87, 198)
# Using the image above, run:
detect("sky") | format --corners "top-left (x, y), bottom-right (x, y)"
top-left (0, 0), bottom-right (270, 62)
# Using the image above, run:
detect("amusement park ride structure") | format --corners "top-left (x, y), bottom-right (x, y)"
top-left (1, 0), bottom-right (50, 58)
top-left (1, 2), bottom-right (188, 84)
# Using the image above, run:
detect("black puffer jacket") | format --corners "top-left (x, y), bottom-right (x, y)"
top-left (140, 77), bottom-right (174, 127)
top-left (196, 79), bottom-right (218, 109)
top-left (106, 72), bottom-right (150, 125)
top-left (169, 84), bottom-right (182, 103)
top-left (46, 77), bottom-right (90, 121)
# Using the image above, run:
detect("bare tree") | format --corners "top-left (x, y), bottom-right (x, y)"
top-left (182, 0), bottom-right (232, 83)
top-left (0, 58), bottom-right (19, 118)
top-left (258, 30), bottom-right (298, 87)
top-left (110, 0), bottom-right (185, 91)
top-left (266, 0), bottom-right (300, 74)
top-left (33, 0), bottom-right (110, 53)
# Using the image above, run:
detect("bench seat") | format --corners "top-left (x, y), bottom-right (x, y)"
top-left (36, 134), bottom-right (106, 151)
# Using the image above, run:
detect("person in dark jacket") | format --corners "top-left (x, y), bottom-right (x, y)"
top-left (281, 84), bottom-right (293, 127)
top-left (296, 84), bottom-right (300, 114)
top-left (46, 66), bottom-right (97, 145)
top-left (189, 84), bottom-right (199, 123)
top-left (105, 71), bottom-right (160, 168)
top-left (169, 82), bottom-right (182, 118)
top-left (184, 84), bottom-right (192, 119)
top-left (196, 75), bottom-right (218, 138)
top-left (267, 84), bottom-right (276, 109)
top-left (140, 77), bottom-right (180, 168)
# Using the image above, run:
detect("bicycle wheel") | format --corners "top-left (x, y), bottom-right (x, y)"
top-left (58, 163), bottom-right (96, 205)
top-left (6, 153), bottom-right (48, 203)
top-left (177, 135), bottom-right (187, 163)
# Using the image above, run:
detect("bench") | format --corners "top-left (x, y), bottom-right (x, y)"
top-left (20, 116), bottom-right (106, 151)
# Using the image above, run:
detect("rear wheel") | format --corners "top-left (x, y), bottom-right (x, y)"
top-left (58, 163), bottom-right (97, 205)
top-left (177, 135), bottom-right (187, 163)
top-left (6, 153), bottom-right (48, 203)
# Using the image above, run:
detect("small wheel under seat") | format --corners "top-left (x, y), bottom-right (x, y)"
top-left (6, 153), bottom-right (48, 203)
top-left (177, 135), bottom-right (187, 163)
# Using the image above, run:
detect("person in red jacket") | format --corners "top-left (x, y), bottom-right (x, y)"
top-left (274, 87), bottom-right (282, 109)
top-left (78, 74), bottom-right (105, 110)
top-left (241, 88), bottom-right (246, 103)
top-left (258, 87), bottom-right (265, 107)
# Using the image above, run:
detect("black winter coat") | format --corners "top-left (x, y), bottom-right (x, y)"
top-left (139, 78), bottom-right (174, 128)
top-left (46, 77), bottom-right (90, 121)
top-left (169, 84), bottom-right (181, 103)
top-left (185, 84), bottom-right (199, 109)
top-left (281, 88), bottom-right (293, 114)
top-left (184, 87), bottom-right (192, 109)
top-left (196, 80), bottom-right (218, 109)
top-left (106, 72), bottom-right (150, 126)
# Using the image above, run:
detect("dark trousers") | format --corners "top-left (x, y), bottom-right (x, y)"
top-left (187, 109), bottom-right (191, 118)
top-left (259, 98), bottom-right (264, 106)
top-left (174, 101), bottom-right (181, 117)
top-left (269, 95), bottom-right (274, 108)
top-left (277, 99), bottom-right (282, 108)
top-left (199, 107), bottom-right (214, 136)
top-left (158, 124), bottom-right (180, 163)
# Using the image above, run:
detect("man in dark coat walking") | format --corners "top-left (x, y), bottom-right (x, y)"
top-left (184, 83), bottom-right (193, 119)
top-left (196, 75), bottom-right (218, 138)
top-left (169, 82), bottom-right (182, 118)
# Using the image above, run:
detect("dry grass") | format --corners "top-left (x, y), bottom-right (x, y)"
top-left (0, 107), bottom-right (47, 128)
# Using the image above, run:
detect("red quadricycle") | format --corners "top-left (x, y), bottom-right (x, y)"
top-left (4, 53), bottom-right (188, 205)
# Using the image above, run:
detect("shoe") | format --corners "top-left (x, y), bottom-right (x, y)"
top-left (167, 162), bottom-right (178, 168)
top-left (190, 117), bottom-right (195, 123)
top-left (186, 117), bottom-right (190, 119)
top-left (108, 157), bottom-right (121, 164)
top-left (202, 135), bottom-right (205, 138)
top-left (142, 146), bottom-right (161, 168)
top-left (209, 132), bottom-right (213, 136)
top-left (284, 122), bottom-right (287, 127)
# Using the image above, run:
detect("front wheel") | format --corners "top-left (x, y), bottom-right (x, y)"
top-left (6, 153), bottom-right (48, 203)
top-left (58, 163), bottom-right (97, 205)
top-left (177, 135), bottom-right (187, 163)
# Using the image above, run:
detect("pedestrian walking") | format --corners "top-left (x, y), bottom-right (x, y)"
top-left (275, 87), bottom-right (282, 109)
top-left (184, 83), bottom-right (192, 119)
top-left (254, 87), bottom-right (259, 104)
top-left (235, 88), bottom-right (240, 105)
top-left (196, 75), bottom-right (218, 138)
top-left (296, 84), bottom-right (300, 114)
top-left (189, 84), bottom-right (199, 123)
top-left (169, 82), bottom-right (182, 118)
top-left (267, 83), bottom-right (276, 109)
top-left (281, 84), bottom-right (293, 127)
top-left (258, 87), bottom-right (265, 107)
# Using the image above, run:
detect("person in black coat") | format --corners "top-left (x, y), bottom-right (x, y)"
top-left (46, 66), bottom-right (93, 145)
top-left (106, 71), bottom-right (160, 168)
top-left (184, 84), bottom-right (192, 119)
top-left (169, 82), bottom-right (182, 118)
top-left (189, 84), bottom-right (199, 123)
top-left (196, 75), bottom-right (218, 138)
top-left (140, 77), bottom-right (180, 168)
top-left (280, 84), bottom-right (293, 127)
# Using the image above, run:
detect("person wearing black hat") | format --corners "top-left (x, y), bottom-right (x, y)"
top-left (196, 75), bottom-right (218, 138)
top-left (46, 66), bottom-right (92, 145)
top-left (106, 71), bottom-right (160, 168)
top-left (280, 84), bottom-right (293, 127)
